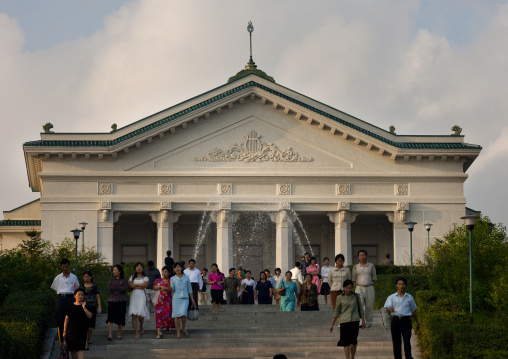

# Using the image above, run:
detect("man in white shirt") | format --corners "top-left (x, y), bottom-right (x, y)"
top-left (51, 258), bottom-right (80, 342)
top-left (183, 259), bottom-right (203, 308)
top-left (383, 277), bottom-right (420, 359)
top-left (320, 257), bottom-right (333, 306)
top-left (290, 262), bottom-right (303, 293)
top-left (352, 250), bottom-right (377, 327)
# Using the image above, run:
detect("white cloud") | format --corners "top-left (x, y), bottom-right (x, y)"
top-left (0, 0), bottom-right (507, 225)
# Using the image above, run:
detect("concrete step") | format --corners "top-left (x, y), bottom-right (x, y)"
top-left (52, 305), bottom-right (421, 359)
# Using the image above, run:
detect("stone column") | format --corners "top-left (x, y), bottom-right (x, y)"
top-left (327, 211), bottom-right (358, 265)
top-left (211, 210), bottom-right (238, 272)
top-left (150, 210), bottom-right (181, 270)
top-left (270, 210), bottom-right (295, 273)
top-left (97, 208), bottom-right (114, 265)
top-left (387, 208), bottom-right (409, 265)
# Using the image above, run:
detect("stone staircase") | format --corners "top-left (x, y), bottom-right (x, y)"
top-left (52, 299), bottom-right (421, 358)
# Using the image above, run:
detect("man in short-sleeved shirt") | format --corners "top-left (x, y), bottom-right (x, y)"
top-left (51, 259), bottom-right (79, 342)
top-left (224, 268), bottom-right (242, 304)
top-left (184, 259), bottom-right (203, 309)
top-left (352, 250), bottom-right (377, 327)
top-left (384, 277), bottom-right (420, 359)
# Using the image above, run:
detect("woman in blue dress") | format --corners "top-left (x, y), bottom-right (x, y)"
top-left (170, 262), bottom-right (196, 339)
top-left (276, 271), bottom-right (299, 312)
top-left (255, 272), bottom-right (273, 304)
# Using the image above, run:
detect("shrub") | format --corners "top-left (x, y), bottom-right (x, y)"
top-left (0, 321), bottom-right (40, 359)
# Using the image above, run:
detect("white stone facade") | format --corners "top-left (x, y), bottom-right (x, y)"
top-left (22, 74), bottom-right (480, 273)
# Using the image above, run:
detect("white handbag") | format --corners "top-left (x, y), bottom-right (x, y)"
top-left (152, 290), bottom-right (160, 306)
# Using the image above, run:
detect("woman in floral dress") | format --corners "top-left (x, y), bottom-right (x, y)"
top-left (153, 266), bottom-right (175, 339)
top-left (306, 257), bottom-right (321, 294)
top-left (276, 271), bottom-right (299, 312)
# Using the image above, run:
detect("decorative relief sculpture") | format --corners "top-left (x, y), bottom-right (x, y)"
top-left (159, 183), bottom-right (172, 195)
top-left (395, 184), bottom-right (408, 196)
top-left (339, 201), bottom-right (350, 210)
top-left (277, 184), bottom-right (291, 195)
top-left (218, 183), bottom-right (232, 195)
top-left (161, 202), bottom-right (171, 210)
top-left (99, 183), bottom-right (112, 195)
top-left (193, 130), bottom-right (312, 163)
top-left (279, 202), bottom-right (290, 210)
top-left (337, 184), bottom-right (350, 195)
top-left (397, 202), bottom-right (408, 211)
top-left (100, 201), bottom-right (111, 210)
top-left (220, 202), bottom-right (231, 210)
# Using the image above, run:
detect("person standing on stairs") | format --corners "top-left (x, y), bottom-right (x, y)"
top-left (320, 257), bottom-right (332, 306)
top-left (352, 249), bottom-right (376, 327)
top-left (241, 270), bottom-right (256, 305)
top-left (106, 264), bottom-right (129, 341)
top-left (383, 277), bottom-right (420, 359)
top-left (128, 262), bottom-right (150, 340)
top-left (170, 262), bottom-right (196, 339)
top-left (330, 279), bottom-right (365, 359)
top-left (224, 267), bottom-right (242, 304)
top-left (153, 266), bottom-right (175, 339)
top-left (183, 259), bottom-right (203, 309)
top-left (207, 263), bottom-right (224, 313)
top-left (328, 254), bottom-right (351, 311)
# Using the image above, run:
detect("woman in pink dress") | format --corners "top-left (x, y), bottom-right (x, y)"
top-left (306, 257), bottom-right (321, 294)
top-left (153, 266), bottom-right (175, 339)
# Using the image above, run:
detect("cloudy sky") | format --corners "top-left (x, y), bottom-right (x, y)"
top-left (1, 0), bottom-right (507, 226)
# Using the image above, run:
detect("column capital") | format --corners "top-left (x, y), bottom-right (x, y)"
top-left (211, 210), bottom-right (239, 228)
top-left (386, 210), bottom-right (408, 224)
top-left (269, 210), bottom-right (296, 228)
top-left (150, 211), bottom-right (181, 228)
top-left (327, 211), bottom-right (358, 228)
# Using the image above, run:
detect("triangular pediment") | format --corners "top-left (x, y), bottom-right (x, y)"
top-left (125, 111), bottom-right (377, 174)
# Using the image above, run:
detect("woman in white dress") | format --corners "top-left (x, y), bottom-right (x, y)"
top-left (128, 262), bottom-right (150, 339)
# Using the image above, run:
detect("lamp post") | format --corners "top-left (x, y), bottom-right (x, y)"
top-left (461, 215), bottom-right (478, 324)
top-left (404, 221), bottom-right (417, 275)
top-left (79, 222), bottom-right (88, 250)
top-left (424, 223), bottom-right (433, 249)
top-left (70, 228), bottom-right (82, 274)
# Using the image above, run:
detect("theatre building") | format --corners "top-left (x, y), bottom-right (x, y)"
top-left (19, 63), bottom-right (481, 275)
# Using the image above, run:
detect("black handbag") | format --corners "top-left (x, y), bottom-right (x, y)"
top-left (58, 337), bottom-right (69, 359)
top-left (187, 303), bottom-right (199, 321)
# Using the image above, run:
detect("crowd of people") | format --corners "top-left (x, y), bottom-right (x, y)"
top-left (52, 249), bottom-right (419, 359)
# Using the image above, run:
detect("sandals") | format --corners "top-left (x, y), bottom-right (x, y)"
top-left (155, 333), bottom-right (163, 339)
top-left (107, 337), bottom-right (112, 341)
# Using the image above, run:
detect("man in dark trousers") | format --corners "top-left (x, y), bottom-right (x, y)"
top-left (383, 277), bottom-right (420, 359)
top-left (224, 268), bottom-right (242, 304)
top-left (183, 259), bottom-right (203, 308)
top-left (164, 250), bottom-right (175, 275)
top-left (51, 258), bottom-right (80, 342)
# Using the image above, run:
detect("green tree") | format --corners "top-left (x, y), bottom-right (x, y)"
top-left (427, 216), bottom-right (507, 314)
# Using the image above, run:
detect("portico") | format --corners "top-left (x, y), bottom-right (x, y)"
top-left (22, 68), bottom-right (480, 273)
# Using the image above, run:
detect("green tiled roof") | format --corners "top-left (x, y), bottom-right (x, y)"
top-left (23, 80), bottom-right (482, 151)
top-left (0, 220), bottom-right (41, 227)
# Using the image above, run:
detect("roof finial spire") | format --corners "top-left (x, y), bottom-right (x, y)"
top-left (246, 21), bottom-right (257, 70)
